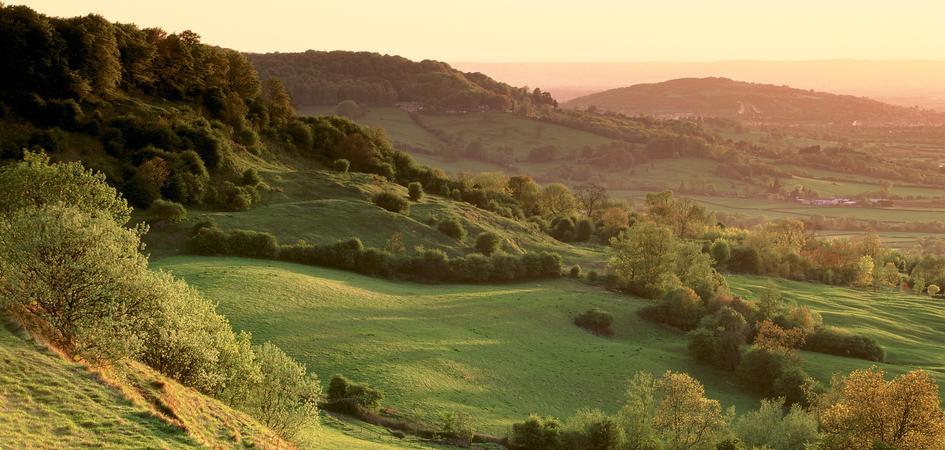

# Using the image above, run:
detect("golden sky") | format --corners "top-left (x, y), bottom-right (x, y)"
top-left (12, 0), bottom-right (945, 62)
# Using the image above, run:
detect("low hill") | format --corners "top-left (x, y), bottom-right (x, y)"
top-left (565, 77), bottom-right (945, 126)
top-left (248, 51), bottom-right (556, 112)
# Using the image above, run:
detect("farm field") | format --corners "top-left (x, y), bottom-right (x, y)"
top-left (154, 256), bottom-right (945, 435)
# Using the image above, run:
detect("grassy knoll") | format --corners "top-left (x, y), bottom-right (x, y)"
top-left (0, 322), bottom-right (295, 449)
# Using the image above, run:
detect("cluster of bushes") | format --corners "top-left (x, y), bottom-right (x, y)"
top-left (189, 227), bottom-right (563, 283)
top-left (0, 155), bottom-right (320, 439)
top-left (802, 326), bottom-right (885, 362)
top-left (573, 308), bottom-right (614, 336)
top-left (372, 191), bottom-right (410, 214)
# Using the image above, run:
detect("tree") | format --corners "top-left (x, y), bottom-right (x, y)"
top-left (609, 222), bottom-right (677, 298)
top-left (710, 239), bottom-right (732, 267)
top-left (852, 255), bottom-right (874, 287)
top-left (538, 183), bottom-right (577, 216)
top-left (474, 232), bottom-right (501, 256)
top-left (688, 306), bottom-right (747, 371)
top-left (407, 182), bottom-right (424, 201)
top-left (600, 207), bottom-right (630, 238)
top-left (262, 77), bottom-right (294, 127)
top-left (0, 151), bottom-right (132, 225)
top-left (335, 99), bottom-right (365, 118)
top-left (652, 371), bottom-right (731, 450)
top-left (575, 183), bottom-right (608, 218)
top-left (507, 176), bottom-right (541, 215)
top-left (733, 398), bottom-right (819, 450)
top-left (619, 371), bottom-right (662, 450)
top-left (816, 368), bottom-right (945, 450)
top-left (508, 415), bottom-right (562, 450)
top-left (0, 205), bottom-right (156, 363)
top-left (645, 191), bottom-right (708, 239)
top-left (247, 343), bottom-right (321, 439)
top-left (757, 281), bottom-right (785, 321)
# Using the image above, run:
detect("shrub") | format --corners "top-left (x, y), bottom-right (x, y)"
top-left (773, 365), bottom-right (815, 407)
top-left (437, 217), bottom-right (466, 240)
top-left (453, 254), bottom-right (493, 282)
top-left (574, 308), bottom-right (614, 336)
top-left (802, 326), bottom-right (885, 362)
top-left (0, 205), bottom-right (156, 363)
top-left (326, 374), bottom-right (383, 413)
top-left (407, 182), bottom-right (423, 201)
top-left (225, 229), bottom-right (279, 258)
top-left (474, 232), bottom-right (501, 256)
top-left (508, 415), bottom-right (563, 450)
top-left (241, 168), bottom-right (262, 186)
top-left (927, 284), bottom-right (940, 297)
top-left (561, 409), bottom-right (623, 450)
top-left (710, 239), bottom-right (732, 267)
top-left (372, 191), bottom-right (409, 214)
top-left (639, 287), bottom-right (706, 331)
top-left (247, 343), bottom-right (321, 439)
top-left (737, 347), bottom-right (791, 397)
top-left (333, 158), bottom-right (350, 173)
top-left (440, 411), bottom-right (476, 444)
top-left (688, 307), bottom-right (748, 371)
top-left (569, 265), bottom-right (582, 278)
top-left (575, 218), bottom-right (594, 242)
top-left (733, 398), bottom-right (819, 450)
top-left (148, 199), bottom-right (187, 224)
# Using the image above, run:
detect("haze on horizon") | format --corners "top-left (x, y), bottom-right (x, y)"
top-left (11, 0), bottom-right (945, 63)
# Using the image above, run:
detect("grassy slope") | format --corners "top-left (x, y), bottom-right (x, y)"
top-left (154, 257), bottom-right (945, 435)
top-left (144, 168), bottom-right (604, 268)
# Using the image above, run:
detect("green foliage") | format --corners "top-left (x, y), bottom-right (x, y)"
top-left (326, 374), bottom-right (384, 413)
top-left (440, 411), bottom-right (477, 444)
top-left (335, 100), bottom-right (366, 118)
top-left (710, 239), bottom-right (732, 267)
top-left (561, 409), bottom-right (623, 450)
top-left (736, 347), bottom-right (794, 398)
top-left (802, 326), bottom-right (885, 362)
top-left (508, 415), bottom-right (563, 450)
top-left (574, 308), bottom-right (614, 336)
top-left (732, 398), bottom-right (820, 450)
top-left (246, 343), bottom-right (321, 439)
top-left (372, 191), bottom-right (409, 214)
top-left (0, 151), bottom-right (131, 225)
top-left (474, 231), bottom-right (501, 256)
top-left (190, 226), bottom-right (278, 259)
top-left (148, 199), bottom-right (187, 224)
top-left (688, 306), bottom-right (748, 370)
top-left (436, 216), bottom-right (466, 240)
top-left (407, 181), bottom-right (423, 201)
top-left (332, 158), bottom-right (350, 173)
top-left (0, 205), bottom-right (154, 363)
top-left (639, 287), bottom-right (706, 331)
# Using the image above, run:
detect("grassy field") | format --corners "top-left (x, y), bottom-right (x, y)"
top-left (154, 256), bottom-right (945, 436)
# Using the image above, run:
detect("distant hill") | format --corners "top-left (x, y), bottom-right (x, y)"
top-left (248, 51), bottom-right (556, 112)
top-left (564, 77), bottom-right (945, 125)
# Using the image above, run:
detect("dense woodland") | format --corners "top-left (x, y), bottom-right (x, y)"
top-left (248, 50), bottom-right (557, 113)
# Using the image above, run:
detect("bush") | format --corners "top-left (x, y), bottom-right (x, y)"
top-left (569, 265), bottom-right (582, 278)
top-left (333, 158), bottom-right (350, 173)
top-left (407, 182), bottom-right (423, 201)
top-left (148, 199), bottom-right (187, 224)
top-left (440, 411), bottom-right (476, 444)
top-left (802, 326), bottom-right (885, 362)
top-left (687, 306), bottom-right (747, 371)
top-left (639, 287), bottom-right (706, 331)
top-left (561, 409), bottom-right (623, 450)
top-left (326, 374), bottom-right (383, 414)
top-left (247, 343), bottom-right (321, 439)
top-left (737, 347), bottom-right (791, 397)
top-left (474, 232), bottom-right (501, 256)
top-left (437, 217), bottom-right (466, 240)
top-left (575, 218), bottom-right (594, 242)
top-left (241, 168), bottom-right (262, 186)
top-left (574, 308), bottom-right (614, 336)
top-left (508, 415), bottom-right (562, 450)
top-left (190, 227), bottom-right (278, 259)
top-left (372, 191), bottom-right (409, 214)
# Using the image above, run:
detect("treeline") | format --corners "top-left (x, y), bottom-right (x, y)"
top-left (189, 224), bottom-right (563, 283)
top-left (0, 155), bottom-right (320, 440)
top-left (247, 51), bottom-right (557, 112)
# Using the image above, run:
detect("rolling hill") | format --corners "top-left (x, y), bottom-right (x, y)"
top-left (565, 77), bottom-right (945, 125)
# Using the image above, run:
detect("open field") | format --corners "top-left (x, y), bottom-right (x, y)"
top-left (155, 256), bottom-right (945, 435)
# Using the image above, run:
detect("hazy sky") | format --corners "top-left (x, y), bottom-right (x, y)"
top-left (12, 0), bottom-right (945, 62)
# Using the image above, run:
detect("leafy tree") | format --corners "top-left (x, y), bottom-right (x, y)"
top-left (733, 398), bottom-right (820, 450)
top-left (474, 231), bottom-right (501, 256)
top-left (652, 371), bottom-right (731, 450)
top-left (645, 191), bottom-right (708, 238)
top-left (688, 306), bottom-right (747, 370)
top-left (575, 218), bottom-right (595, 242)
top-left (407, 181), bottom-right (423, 201)
top-left (262, 77), bottom-right (294, 127)
top-left (561, 409), bottom-right (623, 450)
top-left (507, 175), bottom-right (541, 215)
top-left (508, 415), bottom-right (563, 450)
top-left (538, 183), bottom-right (577, 216)
top-left (710, 239), bottom-right (732, 267)
top-left (0, 151), bottom-right (132, 225)
top-left (619, 371), bottom-right (662, 450)
top-left (609, 222), bottom-right (677, 298)
top-left (0, 205), bottom-right (155, 363)
top-left (816, 368), bottom-right (945, 450)
top-left (247, 343), bottom-right (321, 439)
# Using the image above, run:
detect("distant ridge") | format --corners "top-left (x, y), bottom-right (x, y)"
top-left (564, 77), bottom-right (945, 126)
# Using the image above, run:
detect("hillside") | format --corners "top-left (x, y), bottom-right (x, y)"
top-left (565, 77), bottom-right (945, 125)
top-left (154, 256), bottom-right (945, 435)
top-left (248, 51), bottom-right (556, 112)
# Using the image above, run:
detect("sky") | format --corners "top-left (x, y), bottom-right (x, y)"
top-left (11, 0), bottom-right (945, 62)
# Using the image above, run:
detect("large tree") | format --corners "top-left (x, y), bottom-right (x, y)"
top-left (574, 183), bottom-right (608, 218)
